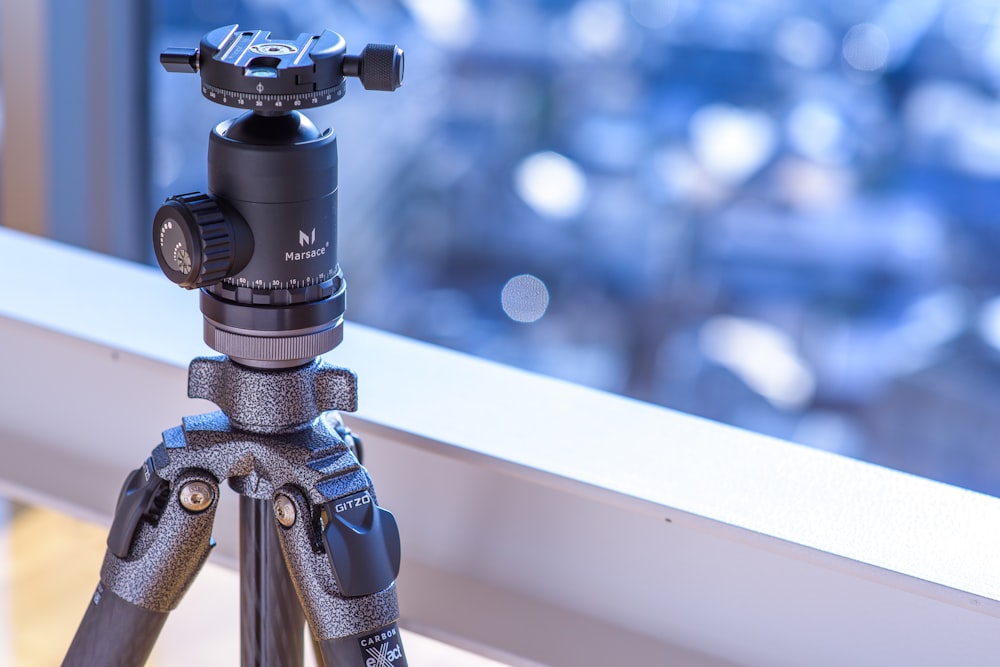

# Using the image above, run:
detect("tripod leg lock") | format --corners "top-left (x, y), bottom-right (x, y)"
top-left (106, 455), bottom-right (171, 558)
top-left (101, 467), bottom-right (220, 612)
top-left (321, 490), bottom-right (402, 597)
top-left (273, 486), bottom-right (402, 641)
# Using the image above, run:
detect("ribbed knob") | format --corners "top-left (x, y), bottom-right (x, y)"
top-left (344, 44), bottom-right (404, 91)
top-left (153, 192), bottom-right (239, 289)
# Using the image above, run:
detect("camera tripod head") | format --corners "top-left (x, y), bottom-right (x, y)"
top-left (153, 26), bottom-right (403, 369)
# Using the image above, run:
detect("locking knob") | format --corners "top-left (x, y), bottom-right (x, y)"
top-left (153, 192), bottom-right (252, 289)
top-left (343, 44), bottom-right (405, 91)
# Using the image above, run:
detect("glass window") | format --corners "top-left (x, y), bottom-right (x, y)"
top-left (141, 1), bottom-right (1000, 498)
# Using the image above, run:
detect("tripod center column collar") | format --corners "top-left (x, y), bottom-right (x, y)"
top-left (188, 357), bottom-right (358, 433)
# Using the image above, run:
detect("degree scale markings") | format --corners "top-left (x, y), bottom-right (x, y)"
top-left (201, 83), bottom-right (345, 109)
top-left (225, 267), bottom-right (337, 291)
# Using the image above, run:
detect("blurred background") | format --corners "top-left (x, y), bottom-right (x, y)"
top-left (6, 0), bottom-right (1000, 497)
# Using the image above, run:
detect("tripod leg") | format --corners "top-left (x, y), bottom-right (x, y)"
top-left (272, 487), bottom-right (409, 667)
top-left (63, 460), bottom-right (220, 667)
top-left (241, 495), bottom-right (305, 667)
top-left (62, 584), bottom-right (168, 666)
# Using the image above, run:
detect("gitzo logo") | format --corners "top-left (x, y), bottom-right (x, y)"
top-left (286, 228), bottom-right (327, 261)
top-left (359, 627), bottom-right (406, 667)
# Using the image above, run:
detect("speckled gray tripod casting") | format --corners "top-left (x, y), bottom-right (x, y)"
top-left (100, 356), bottom-right (400, 641)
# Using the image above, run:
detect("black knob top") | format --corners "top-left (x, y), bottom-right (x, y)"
top-left (153, 193), bottom-right (251, 289)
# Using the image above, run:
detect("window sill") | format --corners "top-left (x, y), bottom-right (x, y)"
top-left (1, 227), bottom-right (998, 665)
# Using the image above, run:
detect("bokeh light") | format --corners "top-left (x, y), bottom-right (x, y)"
top-left (501, 275), bottom-right (550, 323)
top-left (513, 151), bottom-right (589, 220)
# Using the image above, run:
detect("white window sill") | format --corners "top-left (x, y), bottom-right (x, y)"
top-left (1, 227), bottom-right (998, 665)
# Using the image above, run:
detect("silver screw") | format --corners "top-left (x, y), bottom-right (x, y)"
top-left (179, 481), bottom-right (214, 513)
top-left (274, 494), bottom-right (296, 527)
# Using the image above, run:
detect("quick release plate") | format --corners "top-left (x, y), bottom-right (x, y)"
top-left (160, 24), bottom-right (404, 112)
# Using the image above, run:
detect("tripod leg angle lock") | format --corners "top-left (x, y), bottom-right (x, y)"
top-left (63, 24), bottom-right (408, 667)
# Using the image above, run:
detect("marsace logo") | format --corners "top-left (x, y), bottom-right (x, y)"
top-left (285, 228), bottom-right (327, 261)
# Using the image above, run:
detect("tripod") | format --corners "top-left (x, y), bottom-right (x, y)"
top-left (62, 25), bottom-right (407, 667)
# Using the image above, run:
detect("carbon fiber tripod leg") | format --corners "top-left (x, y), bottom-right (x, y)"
top-left (273, 486), bottom-right (408, 667)
top-left (241, 495), bottom-right (306, 666)
top-left (63, 463), bottom-right (219, 667)
top-left (63, 585), bottom-right (168, 667)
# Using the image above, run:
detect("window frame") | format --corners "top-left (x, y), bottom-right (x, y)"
top-left (0, 228), bottom-right (997, 666)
